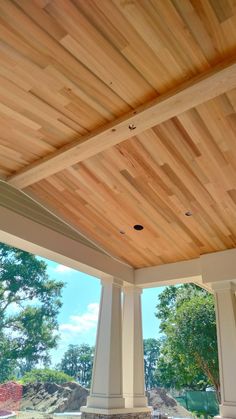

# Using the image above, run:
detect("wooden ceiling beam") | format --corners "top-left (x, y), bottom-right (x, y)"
top-left (8, 57), bottom-right (236, 189)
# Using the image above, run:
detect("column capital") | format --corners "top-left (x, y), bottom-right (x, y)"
top-left (100, 277), bottom-right (123, 288)
top-left (123, 285), bottom-right (143, 294)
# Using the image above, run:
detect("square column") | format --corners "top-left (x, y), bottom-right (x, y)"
top-left (81, 280), bottom-right (151, 419)
top-left (213, 281), bottom-right (236, 419)
top-left (123, 286), bottom-right (150, 411)
top-left (82, 278), bottom-right (125, 413)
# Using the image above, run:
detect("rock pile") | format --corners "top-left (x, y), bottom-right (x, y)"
top-left (20, 384), bottom-right (191, 418)
top-left (20, 382), bottom-right (88, 413)
top-left (147, 388), bottom-right (192, 418)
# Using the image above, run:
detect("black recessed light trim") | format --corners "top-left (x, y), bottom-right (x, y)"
top-left (185, 210), bottom-right (193, 217)
top-left (133, 224), bottom-right (144, 231)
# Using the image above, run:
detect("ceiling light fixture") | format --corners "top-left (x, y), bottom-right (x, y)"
top-left (133, 224), bottom-right (144, 231)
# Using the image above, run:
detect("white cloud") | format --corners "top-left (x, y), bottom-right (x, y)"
top-left (60, 303), bottom-right (99, 333)
top-left (54, 264), bottom-right (73, 273)
top-left (6, 302), bottom-right (20, 314)
top-left (51, 303), bottom-right (99, 365)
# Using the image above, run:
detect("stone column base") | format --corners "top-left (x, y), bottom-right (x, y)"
top-left (81, 413), bottom-right (151, 419)
top-left (81, 407), bottom-right (152, 419)
top-left (214, 416), bottom-right (236, 419)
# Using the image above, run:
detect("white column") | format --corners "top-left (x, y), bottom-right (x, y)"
top-left (85, 278), bottom-right (125, 411)
top-left (122, 286), bottom-right (150, 410)
top-left (213, 281), bottom-right (236, 419)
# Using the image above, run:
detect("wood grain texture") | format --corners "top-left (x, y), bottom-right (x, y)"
top-left (8, 57), bottom-right (236, 188)
top-left (1, 0), bottom-right (236, 267)
top-left (26, 89), bottom-right (236, 267)
top-left (1, 0), bottom-right (236, 179)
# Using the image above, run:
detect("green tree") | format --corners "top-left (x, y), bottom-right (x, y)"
top-left (155, 285), bottom-right (220, 399)
top-left (60, 344), bottom-right (94, 388)
top-left (0, 332), bottom-right (17, 382)
top-left (21, 368), bottom-right (73, 385)
top-left (143, 338), bottom-right (160, 389)
top-left (0, 243), bottom-right (64, 382)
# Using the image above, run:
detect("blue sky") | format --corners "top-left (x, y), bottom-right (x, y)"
top-left (43, 259), bottom-right (163, 366)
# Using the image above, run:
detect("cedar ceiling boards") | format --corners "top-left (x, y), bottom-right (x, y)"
top-left (1, 0), bottom-right (236, 267)
top-left (27, 92), bottom-right (236, 267)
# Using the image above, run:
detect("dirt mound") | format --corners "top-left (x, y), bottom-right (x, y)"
top-left (20, 383), bottom-right (191, 417)
top-left (147, 388), bottom-right (192, 418)
top-left (20, 382), bottom-right (88, 413)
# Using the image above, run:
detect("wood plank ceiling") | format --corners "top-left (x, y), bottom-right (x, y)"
top-left (1, 0), bottom-right (236, 267)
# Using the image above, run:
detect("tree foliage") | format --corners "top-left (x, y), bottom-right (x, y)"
top-left (0, 243), bottom-right (64, 382)
top-left (21, 369), bottom-right (73, 384)
top-left (59, 344), bottom-right (94, 388)
top-left (155, 284), bottom-right (219, 398)
top-left (143, 338), bottom-right (160, 390)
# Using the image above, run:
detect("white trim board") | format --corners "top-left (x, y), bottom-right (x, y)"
top-left (0, 205), bottom-right (134, 284)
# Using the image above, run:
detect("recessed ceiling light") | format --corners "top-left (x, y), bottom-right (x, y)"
top-left (119, 230), bottom-right (125, 235)
top-left (185, 211), bottom-right (193, 217)
top-left (133, 224), bottom-right (144, 231)
top-left (129, 123), bottom-right (136, 131)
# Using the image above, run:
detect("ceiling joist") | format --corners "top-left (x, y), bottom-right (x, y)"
top-left (8, 57), bottom-right (236, 189)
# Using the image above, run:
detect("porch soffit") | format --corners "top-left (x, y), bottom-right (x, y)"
top-left (1, 1), bottom-right (236, 268)
top-left (0, 181), bottom-right (109, 256)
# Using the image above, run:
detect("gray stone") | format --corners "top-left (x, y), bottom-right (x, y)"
top-left (81, 412), bottom-right (151, 419)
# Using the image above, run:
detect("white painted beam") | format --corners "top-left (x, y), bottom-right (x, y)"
top-left (2, 202), bottom-right (236, 289)
top-left (135, 249), bottom-right (236, 289)
top-left (201, 248), bottom-right (236, 284)
top-left (135, 258), bottom-right (202, 288)
top-left (0, 206), bottom-right (134, 283)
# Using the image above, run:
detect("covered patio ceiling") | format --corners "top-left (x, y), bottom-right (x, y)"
top-left (1, 0), bottom-right (236, 269)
